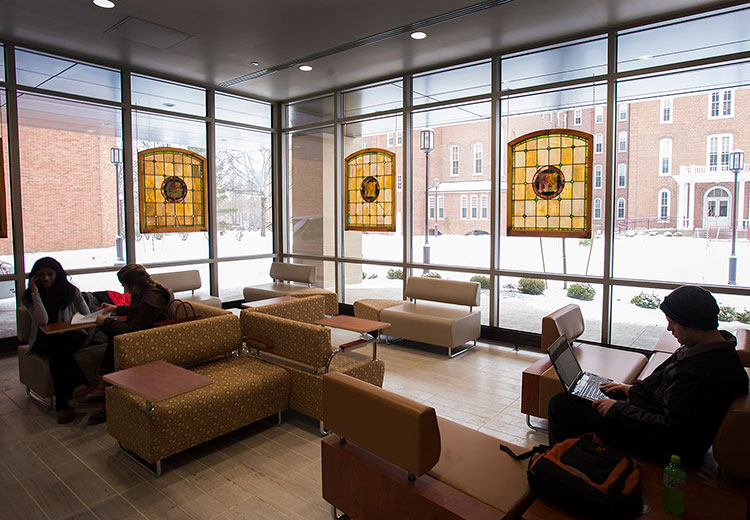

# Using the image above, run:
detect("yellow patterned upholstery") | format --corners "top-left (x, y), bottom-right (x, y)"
top-left (291, 289), bottom-right (338, 315)
top-left (114, 314), bottom-right (241, 369)
top-left (242, 311), bottom-right (332, 368)
top-left (106, 357), bottom-right (290, 464)
top-left (241, 295), bottom-right (325, 324)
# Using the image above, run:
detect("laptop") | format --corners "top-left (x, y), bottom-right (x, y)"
top-left (548, 334), bottom-right (612, 401)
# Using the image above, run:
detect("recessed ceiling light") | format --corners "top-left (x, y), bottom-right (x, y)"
top-left (638, 55), bottom-right (652, 60)
top-left (250, 61), bottom-right (259, 67)
top-left (410, 31), bottom-right (427, 40)
top-left (93, 0), bottom-right (115, 8)
top-left (163, 102), bottom-right (175, 107)
top-left (299, 65), bottom-right (312, 72)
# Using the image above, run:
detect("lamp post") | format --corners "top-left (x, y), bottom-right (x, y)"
top-left (110, 146), bottom-right (125, 264)
top-left (431, 178), bottom-right (440, 238)
top-left (420, 129), bottom-right (435, 273)
top-left (728, 149), bottom-right (745, 285)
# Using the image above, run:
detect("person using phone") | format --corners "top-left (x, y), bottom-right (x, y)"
top-left (21, 257), bottom-right (92, 424)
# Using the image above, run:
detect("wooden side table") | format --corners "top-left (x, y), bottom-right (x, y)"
top-left (316, 315), bottom-right (390, 364)
top-left (241, 296), bottom-right (296, 308)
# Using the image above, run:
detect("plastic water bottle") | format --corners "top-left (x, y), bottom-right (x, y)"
top-left (663, 454), bottom-right (686, 517)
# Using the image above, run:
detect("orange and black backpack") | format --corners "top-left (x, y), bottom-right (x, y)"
top-left (500, 433), bottom-right (643, 518)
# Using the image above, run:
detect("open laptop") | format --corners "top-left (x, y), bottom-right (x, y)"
top-left (548, 334), bottom-right (612, 401)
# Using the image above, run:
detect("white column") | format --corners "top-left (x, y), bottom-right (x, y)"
top-left (676, 180), bottom-right (686, 230)
top-left (688, 182), bottom-right (696, 230)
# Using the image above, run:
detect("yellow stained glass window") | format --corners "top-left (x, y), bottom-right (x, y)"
top-left (507, 130), bottom-right (593, 238)
top-left (138, 147), bottom-right (207, 233)
top-left (344, 148), bottom-right (396, 232)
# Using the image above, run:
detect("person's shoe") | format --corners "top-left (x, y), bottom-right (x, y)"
top-left (69, 377), bottom-right (109, 408)
top-left (57, 409), bottom-right (75, 424)
top-left (87, 410), bottom-right (106, 425)
top-left (71, 384), bottom-right (90, 398)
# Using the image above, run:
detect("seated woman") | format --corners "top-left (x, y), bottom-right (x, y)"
top-left (22, 257), bottom-right (93, 424)
top-left (70, 264), bottom-right (172, 423)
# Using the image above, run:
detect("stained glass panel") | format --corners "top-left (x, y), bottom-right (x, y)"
top-left (138, 147), bottom-right (207, 233)
top-left (507, 130), bottom-right (592, 238)
top-left (344, 148), bottom-right (396, 232)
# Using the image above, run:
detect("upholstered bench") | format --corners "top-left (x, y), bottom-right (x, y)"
top-left (243, 262), bottom-right (337, 314)
top-left (322, 372), bottom-right (533, 519)
top-left (150, 269), bottom-right (222, 307)
top-left (355, 276), bottom-right (481, 357)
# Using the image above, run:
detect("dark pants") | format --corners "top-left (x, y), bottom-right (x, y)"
top-left (32, 331), bottom-right (89, 412)
top-left (101, 335), bottom-right (115, 375)
top-left (548, 392), bottom-right (631, 448)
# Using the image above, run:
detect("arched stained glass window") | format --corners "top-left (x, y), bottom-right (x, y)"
top-left (344, 148), bottom-right (396, 232)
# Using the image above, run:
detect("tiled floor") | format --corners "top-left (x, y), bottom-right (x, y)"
top-left (0, 341), bottom-right (548, 520)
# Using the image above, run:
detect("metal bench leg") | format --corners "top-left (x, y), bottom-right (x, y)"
top-left (331, 505), bottom-right (350, 520)
top-left (26, 387), bottom-right (53, 410)
top-left (117, 442), bottom-right (162, 477)
top-left (526, 414), bottom-right (549, 433)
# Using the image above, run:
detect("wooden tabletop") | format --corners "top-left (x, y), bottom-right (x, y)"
top-left (521, 459), bottom-right (747, 519)
top-left (316, 315), bottom-right (390, 334)
top-left (40, 321), bottom-right (97, 335)
top-left (102, 360), bottom-right (213, 403)
top-left (241, 296), bottom-right (296, 308)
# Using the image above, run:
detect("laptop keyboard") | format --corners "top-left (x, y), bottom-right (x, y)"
top-left (575, 374), bottom-right (610, 400)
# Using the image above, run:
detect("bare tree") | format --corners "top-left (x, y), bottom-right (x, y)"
top-left (216, 148), bottom-right (272, 236)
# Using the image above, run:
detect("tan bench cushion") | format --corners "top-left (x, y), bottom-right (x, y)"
top-left (429, 418), bottom-right (533, 516)
top-left (541, 304), bottom-right (585, 352)
top-left (243, 282), bottom-right (315, 302)
top-left (637, 351), bottom-right (671, 381)
top-left (380, 302), bottom-right (481, 348)
top-left (405, 276), bottom-right (480, 307)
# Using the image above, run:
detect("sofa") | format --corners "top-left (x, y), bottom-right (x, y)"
top-left (150, 269), bottom-right (222, 307)
top-left (321, 372), bottom-right (534, 519)
top-left (243, 262), bottom-right (338, 315)
top-left (105, 296), bottom-right (384, 474)
top-left (353, 276), bottom-right (482, 357)
top-left (240, 295), bottom-right (385, 432)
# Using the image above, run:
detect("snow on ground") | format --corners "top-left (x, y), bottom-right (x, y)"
top-left (3, 230), bottom-right (750, 349)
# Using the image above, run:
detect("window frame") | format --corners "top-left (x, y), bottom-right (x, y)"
top-left (659, 138), bottom-right (672, 175)
top-left (594, 134), bottom-right (603, 154)
top-left (574, 109), bottom-right (582, 126)
top-left (480, 194), bottom-right (488, 219)
top-left (708, 89), bottom-right (734, 119)
top-left (658, 190), bottom-right (670, 221)
top-left (428, 196), bottom-right (435, 219)
top-left (437, 195), bottom-right (444, 219)
top-left (706, 134), bottom-right (733, 171)
top-left (616, 198), bottom-right (626, 220)
top-left (450, 145), bottom-right (460, 176)
top-left (617, 163), bottom-right (626, 188)
top-left (473, 143), bottom-right (483, 175)
top-left (595, 105), bottom-right (604, 124)
top-left (618, 131), bottom-right (627, 152)
top-left (594, 165), bottom-right (602, 188)
top-left (594, 198), bottom-right (602, 220)
top-left (618, 104), bottom-right (627, 121)
top-left (470, 195), bottom-right (478, 220)
top-left (460, 195), bottom-right (468, 219)
top-left (660, 97), bottom-right (673, 123)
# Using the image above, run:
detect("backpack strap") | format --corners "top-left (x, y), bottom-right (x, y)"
top-left (499, 443), bottom-right (549, 461)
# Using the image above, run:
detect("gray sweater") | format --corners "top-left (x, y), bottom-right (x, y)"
top-left (26, 289), bottom-right (90, 346)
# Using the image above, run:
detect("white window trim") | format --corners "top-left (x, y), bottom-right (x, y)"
top-left (460, 195), bottom-right (468, 219)
top-left (660, 98), bottom-right (673, 124)
top-left (618, 131), bottom-right (627, 153)
top-left (617, 164), bottom-right (626, 188)
top-left (594, 198), bottom-right (601, 220)
top-left (480, 194), bottom-right (488, 220)
top-left (428, 196), bottom-right (435, 219)
top-left (708, 89), bottom-right (734, 119)
top-left (594, 165), bottom-right (602, 189)
top-left (470, 195), bottom-right (478, 220)
top-left (396, 130), bottom-right (402, 146)
top-left (473, 143), bottom-right (483, 176)
top-left (706, 134), bottom-right (733, 172)
top-left (573, 109), bottom-right (582, 126)
top-left (616, 197), bottom-right (626, 220)
top-left (658, 190), bottom-right (670, 221)
top-left (387, 133), bottom-right (394, 146)
top-left (659, 138), bottom-right (672, 176)
top-left (595, 106), bottom-right (604, 124)
top-left (437, 196), bottom-right (444, 220)
top-left (594, 134), bottom-right (603, 154)
top-left (618, 104), bottom-right (627, 121)
top-left (450, 145), bottom-right (460, 176)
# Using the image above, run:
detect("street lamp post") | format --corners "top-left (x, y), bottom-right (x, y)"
top-left (431, 178), bottom-right (440, 238)
top-left (110, 147), bottom-right (125, 264)
top-left (420, 129), bottom-right (435, 273)
top-left (728, 150), bottom-right (745, 285)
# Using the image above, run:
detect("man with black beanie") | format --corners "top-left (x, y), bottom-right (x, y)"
top-left (548, 285), bottom-right (748, 465)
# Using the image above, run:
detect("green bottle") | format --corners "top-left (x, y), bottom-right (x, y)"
top-left (663, 454), bottom-right (686, 517)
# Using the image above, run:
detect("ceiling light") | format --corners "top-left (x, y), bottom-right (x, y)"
top-left (410, 31), bottom-right (427, 40)
top-left (638, 55), bottom-right (652, 60)
top-left (299, 65), bottom-right (312, 72)
top-left (250, 61), bottom-right (260, 67)
top-left (163, 102), bottom-right (175, 107)
top-left (93, 0), bottom-right (115, 8)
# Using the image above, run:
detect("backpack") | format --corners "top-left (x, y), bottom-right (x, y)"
top-left (500, 433), bottom-right (643, 518)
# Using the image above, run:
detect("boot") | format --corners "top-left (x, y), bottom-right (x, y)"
top-left (69, 376), bottom-right (109, 408)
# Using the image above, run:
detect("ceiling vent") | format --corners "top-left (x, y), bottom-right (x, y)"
top-left (105, 17), bottom-right (192, 49)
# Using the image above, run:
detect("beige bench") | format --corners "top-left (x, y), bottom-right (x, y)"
top-left (243, 262), bottom-right (338, 315)
top-left (354, 276), bottom-right (481, 357)
top-left (322, 372), bottom-right (533, 519)
top-left (150, 269), bottom-right (222, 308)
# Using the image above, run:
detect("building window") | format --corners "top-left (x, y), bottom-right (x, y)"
top-left (450, 145), bottom-right (460, 176)
top-left (594, 165), bottom-right (602, 188)
top-left (595, 106), bottom-right (603, 123)
top-left (437, 196), bottom-right (444, 219)
top-left (660, 98), bottom-right (673, 123)
top-left (707, 134), bottom-right (732, 171)
top-left (387, 133), bottom-right (394, 146)
top-left (617, 164), bottom-right (626, 188)
top-left (617, 198), bottom-right (625, 219)
top-left (574, 109), bottom-right (582, 126)
top-left (594, 134), bottom-right (603, 154)
top-left (428, 196), bottom-right (435, 219)
top-left (473, 143), bottom-right (483, 175)
top-left (470, 195), bottom-right (478, 219)
top-left (709, 90), bottom-right (734, 118)
top-left (618, 132), bottom-right (627, 152)
top-left (659, 138), bottom-right (672, 175)
top-left (481, 194), bottom-right (488, 219)
top-left (594, 198), bottom-right (601, 219)
top-left (659, 190), bottom-right (670, 220)
top-left (557, 112), bottom-right (567, 127)
top-left (396, 131), bottom-right (402, 146)
top-left (618, 104), bottom-right (627, 121)
top-left (396, 173), bottom-right (402, 192)
top-left (460, 196), bottom-right (468, 219)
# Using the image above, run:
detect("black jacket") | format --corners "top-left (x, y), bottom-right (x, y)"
top-left (607, 331), bottom-right (748, 464)
top-left (100, 284), bottom-right (172, 336)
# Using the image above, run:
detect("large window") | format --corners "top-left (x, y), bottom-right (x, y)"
top-left (709, 90), bottom-right (734, 119)
top-left (450, 145), bottom-right (460, 176)
top-left (707, 134), bottom-right (732, 172)
top-left (594, 165), bottom-right (602, 188)
top-left (659, 138), bottom-right (672, 175)
top-left (659, 190), bottom-right (670, 220)
top-left (473, 143), bottom-right (483, 175)
top-left (660, 98), bottom-right (673, 123)
top-left (617, 164), bottom-right (627, 188)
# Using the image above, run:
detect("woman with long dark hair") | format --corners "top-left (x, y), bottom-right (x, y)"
top-left (22, 257), bottom-right (91, 424)
top-left (70, 264), bottom-right (171, 424)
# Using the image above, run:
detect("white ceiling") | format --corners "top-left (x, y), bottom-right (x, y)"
top-left (0, 0), bottom-right (735, 102)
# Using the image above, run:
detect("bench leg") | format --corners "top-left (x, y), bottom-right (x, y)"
top-left (447, 342), bottom-right (477, 358)
top-left (331, 505), bottom-right (350, 520)
top-left (320, 420), bottom-right (329, 436)
top-left (526, 414), bottom-right (549, 433)
top-left (26, 387), bottom-right (53, 411)
top-left (117, 442), bottom-right (162, 477)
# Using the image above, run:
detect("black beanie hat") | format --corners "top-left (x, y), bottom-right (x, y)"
top-left (659, 285), bottom-right (719, 330)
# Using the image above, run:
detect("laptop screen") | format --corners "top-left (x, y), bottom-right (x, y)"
top-left (547, 335), bottom-right (582, 391)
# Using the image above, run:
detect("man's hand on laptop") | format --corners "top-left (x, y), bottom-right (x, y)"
top-left (592, 398), bottom-right (616, 417)
top-left (600, 382), bottom-right (631, 397)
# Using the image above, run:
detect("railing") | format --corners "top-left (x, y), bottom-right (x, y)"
top-left (679, 164), bottom-right (750, 176)
top-left (616, 217), bottom-right (677, 234)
